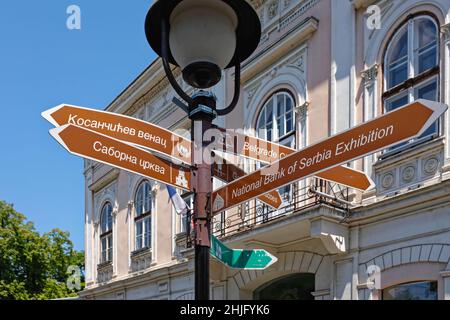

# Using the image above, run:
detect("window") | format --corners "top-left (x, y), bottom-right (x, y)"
top-left (256, 91), bottom-right (296, 216)
top-left (382, 281), bottom-right (438, 300)
top-left (135, 181), bottom-right (152, 250)
top-left (383, 15), bottom-right (440, 151)
top-left (257, 91), bottom-right (295, 142)
top-left (100, 202), bottom-right (113, 264)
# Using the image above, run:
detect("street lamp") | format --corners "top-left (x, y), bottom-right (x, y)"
top-left (145, 0), bottom-right (261, 300)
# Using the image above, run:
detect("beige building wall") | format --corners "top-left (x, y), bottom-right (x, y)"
top-left (80, 0), bottom-right (450, 300)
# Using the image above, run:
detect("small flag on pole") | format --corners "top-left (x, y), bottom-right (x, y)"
top-left (166, 185), bottom-right (189, 215)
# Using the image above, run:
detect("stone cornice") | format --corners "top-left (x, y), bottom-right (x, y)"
top-left (89, 168), bottom-right (120, 192)
top-left (351, 0), bottom-right (378, 10)
top-left (350, 178), bottom-right (450, 226)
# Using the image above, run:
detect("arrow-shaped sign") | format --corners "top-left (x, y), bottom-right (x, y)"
top-left (42, 104), bottom-right (192, 165)
top-left (213, 155), bottom-right (283, 209)
top-left (211, 100), bottom-right (447, 214)
top-left (210, 235), bottom-right (277, 270)
top-left (211, 125), bottom-right (374, 191)
top-left (50, 124), bottom-right (191, 191)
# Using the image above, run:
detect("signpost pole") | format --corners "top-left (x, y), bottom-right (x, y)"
top-left (189, 91), bottom-right (217, 301)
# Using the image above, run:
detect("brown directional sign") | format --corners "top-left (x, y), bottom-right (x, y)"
top-left (212, 125), bottom-right (374, 191)
top-left (211, 100), bottom-right (447, 214)
top-left (213, 156), bottom-right (283, 209)
top-left (315, 165), bottom-right (375, 191)
top-left (42, 104), bottom-right (192, 164)
top-left (50, 124), bottom-right (191, 191)
top-left (213, 127), bottom-right (296, 164)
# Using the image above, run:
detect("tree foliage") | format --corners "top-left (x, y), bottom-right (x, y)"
top-left (0, 201), bottom-right (84, 300)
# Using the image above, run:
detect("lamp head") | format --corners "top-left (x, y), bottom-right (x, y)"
top-left (145, 0), bottom-right (261, 89)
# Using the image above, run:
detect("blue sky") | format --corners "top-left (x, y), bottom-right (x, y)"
top-left (0, 1), bottom-right (156, 250)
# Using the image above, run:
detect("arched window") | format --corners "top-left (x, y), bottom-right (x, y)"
top-left (383, 15), bottom-right (440, 151)
top-left (100, 202), bottom-right (113, 263)
top-left (253, 274), bottom-right (315, 300)
top-left (255, 91), bottom-right (296, 218)
top-left (257, 91), bottom-right (295, 143)
top-left (135, 180), bottom-right (152, 250)
top-left (382, 281), bottom-right (437, 300)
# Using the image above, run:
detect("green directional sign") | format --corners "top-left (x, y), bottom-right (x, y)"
top-left (210, 235), bottom-right (277, 270)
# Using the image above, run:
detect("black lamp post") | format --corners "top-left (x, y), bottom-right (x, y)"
top-left (145, 0), bottom-right (261, 300)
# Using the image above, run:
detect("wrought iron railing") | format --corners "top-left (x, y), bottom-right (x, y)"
top-left (184, 178), bottom-right (354, 247)
top-left (211, 178), bottom-right (353, 240)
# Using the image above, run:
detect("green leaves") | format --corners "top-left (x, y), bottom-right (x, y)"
top-left (0, 201), bottom-right (84, 300)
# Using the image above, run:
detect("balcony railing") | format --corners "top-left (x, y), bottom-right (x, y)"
top-left (183, 178), bottom-right (355, 247)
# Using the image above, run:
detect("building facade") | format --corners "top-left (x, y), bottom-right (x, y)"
top-left (79, 0), bottom-right (450, 300)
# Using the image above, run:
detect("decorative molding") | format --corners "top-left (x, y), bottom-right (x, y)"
top-left (127, 173), bottom-right (159, 211)
top-left (279, 0), bottom-right (319, 31)
top-left (231, 251), bottom-right (324, 290)
top-left (284, 48), bottom-right (306, 73)
top-left (250, 0), bottom-right (266, 10)
top-left (358, 243), bottom-right (450, 284)
top-left (250, 0), bottom-right (320, 31)
top-left (93, 182), bottom-right (118, 223)
top-left (88, 168), bottom-right (119, 192)
top-left (268, 1), bottom-right (279, 20)
top-left (130, 248), bottom-right (153, 273)
top-left (112, 204), bottom-right (119, 217)
top-left (241, 8), bottom-right (318, 81)
top-left (374, 139), bottom-right (445, 196)
top-left (401, 165), bottom-right (416, 183)
top-left (381, 171), bottom-right (395, 190)
top-left (246, 82), bottom-right (263, 106)
top-left (423, 156), bottom-right (440, 176)
top-left (441, 23), bottom-right (450, 42)
top-left (124, 69), bottom-right (182, 118)
top-left (97, 262), bottom-right (113, 284)
top-left (361, 64), bottom-right (379, 84)
top-left (295, 101), bottom-right (309, 121)
top-left (244, 45), bottom-right (307, 110)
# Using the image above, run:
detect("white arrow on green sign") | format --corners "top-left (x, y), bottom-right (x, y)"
top-left (210, 235), bottom-right (277, 270)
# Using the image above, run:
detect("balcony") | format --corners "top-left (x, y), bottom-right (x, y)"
top-left (211, 178), bottom-right (352, 241)
top-left (175, 179), bottom-right (353, 257)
